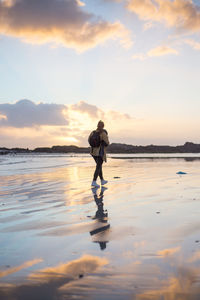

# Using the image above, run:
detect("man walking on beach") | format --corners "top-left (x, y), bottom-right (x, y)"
top-left (88, 120), bottom-right (109, 188)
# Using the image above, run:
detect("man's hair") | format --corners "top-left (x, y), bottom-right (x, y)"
top-left (97, 120), bottom-right (104, 128)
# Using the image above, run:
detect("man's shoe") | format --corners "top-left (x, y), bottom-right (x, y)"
top-left (101, 179), bottom-right (108, 185)
top-left (91, 181), bottom-right (100, 188)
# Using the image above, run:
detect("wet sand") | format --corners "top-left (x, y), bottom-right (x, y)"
top-left (1, 153), bottom-right (200, 299)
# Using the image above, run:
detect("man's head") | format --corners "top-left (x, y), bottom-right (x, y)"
top-left (97, 120), bottom-right (104, 130)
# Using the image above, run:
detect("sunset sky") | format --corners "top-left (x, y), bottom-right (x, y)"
top-left (0, 0), bottom-right (200, 148)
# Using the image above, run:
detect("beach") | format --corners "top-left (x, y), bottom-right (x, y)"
top-left (1, 153), bottom-right (200, 300)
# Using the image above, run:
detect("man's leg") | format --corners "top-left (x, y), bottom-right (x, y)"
top-left (93, 156), bottom-right (98, 181)
top-left (98, 159), bottom-right (103, 180)
top-left (97, 157), bottom-right (108, 185)
top-left (93, 156), bottom-right (103, 181)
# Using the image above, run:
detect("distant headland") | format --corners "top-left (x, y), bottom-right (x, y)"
top-left (1, 142), bottom-right (200, 155)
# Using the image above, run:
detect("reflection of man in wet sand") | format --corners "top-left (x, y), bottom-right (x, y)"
top-left (90, 186), bottom-right (110, 250)
top-left (88, 120), bottom-right (109, 188)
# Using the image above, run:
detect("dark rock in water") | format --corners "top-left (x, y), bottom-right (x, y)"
top-left (156, 212), bottom-right (160, 214)
top-left (79, 274), bottom-right (84, 278)
top-left (195, 240), bottom-right (199, 243)
top-left (176, 171), bottom-right (187, 175)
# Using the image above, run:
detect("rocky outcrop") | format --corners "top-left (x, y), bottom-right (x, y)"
top-left (1, 142), bottom-right (200, 154)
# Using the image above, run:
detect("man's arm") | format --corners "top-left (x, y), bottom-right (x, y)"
top-left (101, 131), bottom-right (109, 146)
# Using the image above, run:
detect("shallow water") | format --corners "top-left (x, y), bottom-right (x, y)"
top-left (1, 154), bottom-right (200, 299)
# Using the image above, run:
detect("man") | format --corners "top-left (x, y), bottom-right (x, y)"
top-left (88, 120), bottom-right (109, 187)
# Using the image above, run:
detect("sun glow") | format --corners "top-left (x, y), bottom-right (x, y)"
top-left (67, 109), bottom-right (96, 131)
top-left (60, 136), bottom-right (79, 143)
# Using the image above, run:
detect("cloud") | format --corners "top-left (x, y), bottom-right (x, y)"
top-left (0, 255), bottom-right (108, 300)
top-left (66, 100), bottom-right (133, 132)
top-left (132, 53), bottom-right (146, 60)
top-left (143, 21), bottom-right (155, 31)
top-left (132, 45), bottom-right (178, 60)
top-left (0, 99), bottom-right (135, 148)
top-left (137, 267), bottom-right (200, 300)
top-left (1, 97), bottom-right (199, 148)
top-left (29, 255), bottom-right (108, 282)
top-left (0, 258), bottom-right (43, 278)
top-left (157, 247), bottom-right (180, 258)
top-left (184, 38), bottom-right (200, 49)
top-left (0, 99), bottom-right (68, 127)
top-left (188, 250), bottom-right (200, 263)
top-left (69, 101), bottom-right (102, 119)
top-left (126, 0), bottom-right (200, 34)
top-left (0, 113), bottom-right (7, 120)
top-left (147, 45), bottom-right (179, 56)
top-left (0, 0), bottom-right (131, 52)
top-left (76, 0), bottom-right (85, 7)
top-left (106, 109), bottom-right (131, 121)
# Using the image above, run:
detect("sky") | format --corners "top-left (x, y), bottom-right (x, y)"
top-left (0, 0), bottom-right (200, 148)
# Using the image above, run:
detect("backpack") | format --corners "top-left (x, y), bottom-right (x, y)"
top-left (88, 131), bottom-right (101, 147)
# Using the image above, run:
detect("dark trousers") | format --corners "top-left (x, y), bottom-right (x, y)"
top-left (93, 156), bottom-right (103, 181)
